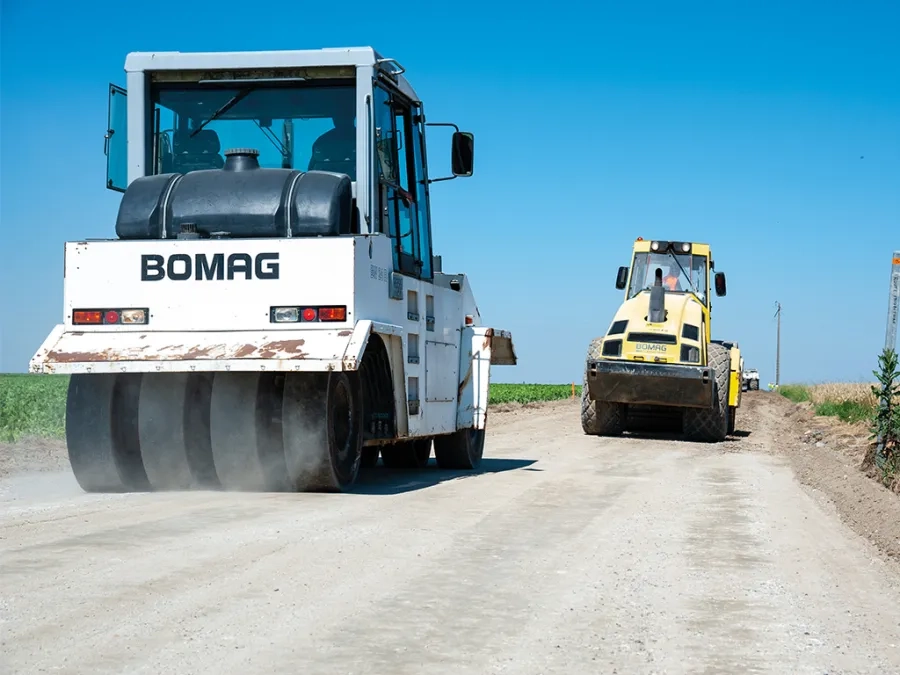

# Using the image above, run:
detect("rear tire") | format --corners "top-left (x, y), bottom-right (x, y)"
top-left (282, 371), bottom-right (363, 491)
top-left (684, 343), bottom-right (730, 443)
top-left (138, 372), bottom-right (218, 490)
top-left (66, 373), bottom-right (149, 493)
top-left (209, 372), bottom-right (290, 491)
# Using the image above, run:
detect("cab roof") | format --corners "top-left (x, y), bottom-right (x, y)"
top-left (633, 239), bottom-right (711, 257)
top-left (124, 46), bottom-right (420, 102)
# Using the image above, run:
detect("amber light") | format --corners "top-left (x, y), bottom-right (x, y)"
top-left (73, 311), bottom-right (102, 324)
top-left (318, 306), bottom-right (346, 321)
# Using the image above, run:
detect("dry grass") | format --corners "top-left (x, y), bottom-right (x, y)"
top-left (807, 382), bottom-right (878, 408)
top-left (778, 381), bottom-right (879, 426)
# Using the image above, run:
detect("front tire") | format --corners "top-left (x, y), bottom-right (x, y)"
top-left (381, 438), bottom-right (432, 469)
top-left (581, 339), bottom-right (625, 436)
top-left (684, 343), bottom-right (730, 443)
top-left (360, 447), bottom-right (379, 468)
top-left (434, 427), bottom-right (484, 470)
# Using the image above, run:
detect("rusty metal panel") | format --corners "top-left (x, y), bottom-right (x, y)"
top-left (29, 327), bottom-right (358, 375)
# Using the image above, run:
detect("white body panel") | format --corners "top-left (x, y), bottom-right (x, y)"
top-left (60, 238), bottom-right (357, 332)
top-left (30, 234), bottom-right (517, 440)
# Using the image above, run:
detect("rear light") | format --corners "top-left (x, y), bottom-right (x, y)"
top-left (73, 308), bottom-right (148, 325)
top-left (121, 309), bottom-right (147, 324)
top-left (318, 307), bottom-right (346, 322)
top-left (73, 310), bottom-right (102, 325)
top-left (270, 306), bottom-right (348, 323)
top-left (273, 307), bottom-right (300, 323)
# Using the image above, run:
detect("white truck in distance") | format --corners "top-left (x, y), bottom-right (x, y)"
top-left (742, 368), bottom-right (760, 391)
top-left (30, 46), bottom-right (517, 493)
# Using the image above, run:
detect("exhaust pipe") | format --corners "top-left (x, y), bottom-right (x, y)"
top-left (648, 268), bottom-right (666, 323)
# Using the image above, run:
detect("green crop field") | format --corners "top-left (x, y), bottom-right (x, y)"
top-left (0, 374), bottom-right (577, 443)
top-left (0, 374), bottom-right (70, 442)
top-left (489, 383), bottom-right (580, 405)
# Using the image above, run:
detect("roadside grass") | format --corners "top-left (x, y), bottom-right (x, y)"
top-left (778, 384), bottom-right (811, 404)
top-left (0, 374), bottom-right (577, 442)
top-left (778, 381), bottom-right (878, 425)
top-left (0, 374), bottom-right (70, 442)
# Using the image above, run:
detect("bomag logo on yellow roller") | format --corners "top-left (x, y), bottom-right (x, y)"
top-left (635, 343), bottom-right (668, 353)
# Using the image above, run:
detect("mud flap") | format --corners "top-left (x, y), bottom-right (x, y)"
top-left (456, 327), bottom-right (517, 430)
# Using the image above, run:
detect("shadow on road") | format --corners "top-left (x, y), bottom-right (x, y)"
top-left (350, 458), bottom-right (537, 495)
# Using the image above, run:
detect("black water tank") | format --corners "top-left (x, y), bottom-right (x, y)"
top-left (115, 148), bottom-right (353, 240)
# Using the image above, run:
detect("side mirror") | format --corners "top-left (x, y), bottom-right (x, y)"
top-left (451, 131), bottom-right (474, 177)
top-left (714, 271), bottom-right (727, 297)
top-left (615, 266), bottom-right (629, 290)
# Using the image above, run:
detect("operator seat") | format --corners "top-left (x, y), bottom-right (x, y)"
top-left (172, 129), bottom-right (225, 173)
top-left (308, 125), bottom-right (356, 180)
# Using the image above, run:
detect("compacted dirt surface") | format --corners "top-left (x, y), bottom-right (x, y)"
top-left (3, 392), bottom-right (900, 675)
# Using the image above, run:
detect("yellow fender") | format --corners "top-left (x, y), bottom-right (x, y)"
top-left (727, 345), bottom-right (742, 408)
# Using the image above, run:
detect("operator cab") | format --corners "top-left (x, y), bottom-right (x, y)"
top-left (103, 48), bottom-right (475, 281)
top-left (613, 240), bottom-right (727, 306)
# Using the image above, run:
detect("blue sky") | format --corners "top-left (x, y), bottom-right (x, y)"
top-left (1, 0), bottom-right (898, 385)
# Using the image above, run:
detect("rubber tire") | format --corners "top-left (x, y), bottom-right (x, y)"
top-left (360, 447), bottom-right (379, 468)
top-left (381, 438), bottom-right (431, 469)
top-left (209, 372), bottom-right (290, 491)
top-left (581, 338), bottom-right (625, 436)
top-left (65, 373), bottom-right (149, 493)
top-left (434, 428), bottom-right (484, 470)
top-left (684, 342), bottom-right (730, 442)
top-left (282, 371), bottom-right (363, 492)
top-left (138, 372), bottom-right (218, 490)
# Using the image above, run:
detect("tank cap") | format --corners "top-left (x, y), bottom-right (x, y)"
top-left (224, 148), bottom-right (260, 157)
top-left (223, 147), bottom-right (261, 171)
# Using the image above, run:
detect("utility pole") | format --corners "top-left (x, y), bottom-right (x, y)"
top-left (875, 252), bottom-right (900, 467)
top-left (886, 251), bottom-right (900, 351)
top-left (774, 301), bottom-right (782, 387)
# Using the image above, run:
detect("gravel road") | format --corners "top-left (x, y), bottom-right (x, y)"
top-left (3, 393), bottom-right (900, 674)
